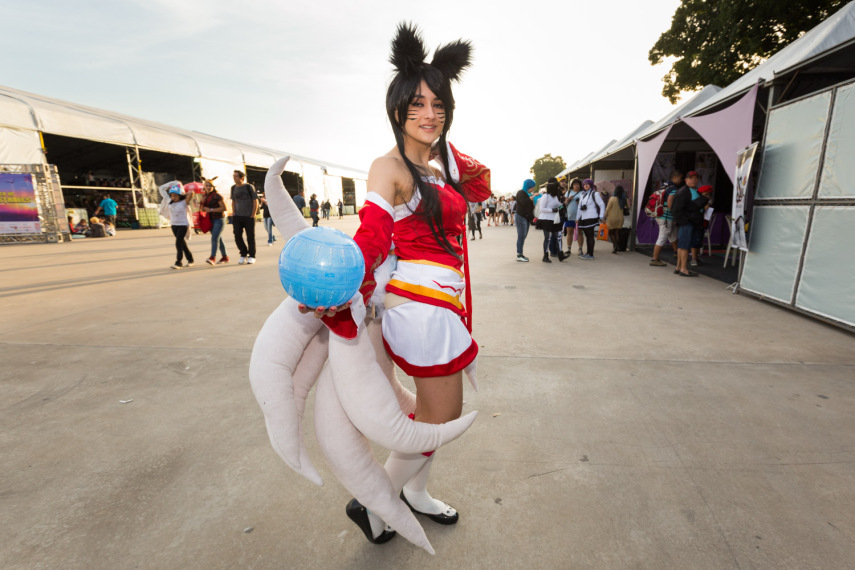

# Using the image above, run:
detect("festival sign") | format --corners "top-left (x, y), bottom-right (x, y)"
top-left (732, 143), bottom-right (759, 251)
top-left (0, 173), bottom-right (40, 234)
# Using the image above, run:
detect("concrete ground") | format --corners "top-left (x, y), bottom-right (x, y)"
top-left (1, 218), bottom-right (854, 570)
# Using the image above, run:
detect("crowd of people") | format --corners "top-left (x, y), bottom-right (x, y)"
top-left (646, 169), bottom-right (712, 277)
top-left (67, 194), bottom-right (119, 238)
top-left (472, 169), bottom-right (713, 277)
top-left (144, 169), bottom-right (354, 270)
top-left (473, 176), bottom-right (619, 263)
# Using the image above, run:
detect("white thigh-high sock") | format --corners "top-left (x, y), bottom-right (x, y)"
top-left (366, 450), bottom-right (433, 535)
top-left (403, 454), bottom-right (455, 516)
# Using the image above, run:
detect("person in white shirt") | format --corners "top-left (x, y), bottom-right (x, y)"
top-left (575, 179), bottom-right (606, 259)
top-left (536, 179), bottom-right (567, 262)
top-left (159, 181), bottom-right (194, 269)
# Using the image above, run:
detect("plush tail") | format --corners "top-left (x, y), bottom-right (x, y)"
top-left (314, 365), bottom-right (434, 554)
top-left (265, 156), bottom-right (309, 242)
top-left (329, 325), bottom-right (478, 454)
top-left (249, 297), bottom-right (325, 485)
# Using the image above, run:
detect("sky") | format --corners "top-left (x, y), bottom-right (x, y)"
top-left (1, 0), bottom-right (688, 193)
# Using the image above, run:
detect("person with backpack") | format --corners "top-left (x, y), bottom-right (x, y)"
top-left (649, 170), bottom-right (682, 266)
top-left (671, 171), bottom-right (708, 277)
top-left (575, 178), bottom-right (605, 259)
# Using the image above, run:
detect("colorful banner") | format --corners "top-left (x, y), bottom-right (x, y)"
top-left (732, 143), bottom-right (759, 251)
top-left (0, 173), bottom-right (40, 234)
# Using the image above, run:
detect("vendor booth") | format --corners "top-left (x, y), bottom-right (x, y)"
top-left (560, 0), bottom-right (855, 331)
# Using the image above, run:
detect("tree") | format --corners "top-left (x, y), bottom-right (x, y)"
top-left (649, 0), bottom-right (845, 103)
top-left (530, 154), bottom-right (567, 186)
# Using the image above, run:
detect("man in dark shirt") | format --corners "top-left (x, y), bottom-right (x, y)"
top-left (293, 190), bottom-right (306, 211)
top-left (514, 179), bottom-right (536, 262)
top-left (671, 171), bottom-right (708, 277)
top-left (230, 170), bottom-right (258, 264)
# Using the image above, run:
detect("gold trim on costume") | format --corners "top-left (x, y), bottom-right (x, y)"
top-left (387, 279), bottom-right (464, 310)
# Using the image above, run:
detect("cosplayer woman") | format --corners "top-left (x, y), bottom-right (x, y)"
top-left (298, 23), bottom-right (490, 544)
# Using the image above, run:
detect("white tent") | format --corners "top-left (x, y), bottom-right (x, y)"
top-left (0, 84), bottom-right (367, 180)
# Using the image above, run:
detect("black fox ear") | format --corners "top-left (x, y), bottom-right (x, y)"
top-left (431, 39), bottom-right (472, 83)
top-left (390, 22), bottom-right (427, 76)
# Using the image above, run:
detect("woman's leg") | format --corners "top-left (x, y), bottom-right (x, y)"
top-left (514, 214), bottom-right (526, 255)
top-left (609, 228), bottom-right (618, 253)
top-left (542, 227), bottom-right (550, 255)
top-left (583, 225), bottom-right (595, 256)
top-left (210, 219), bottom-right (220, 258)
top-left (172, 226), bottom-right (183, 263)
top-left (365, 372), bottom-right (463, 537)
top-left (178, 226), bottom-right (193, 263)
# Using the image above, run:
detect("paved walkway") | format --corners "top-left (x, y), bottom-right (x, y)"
top-left (1, 219), bottom-right (853, 569)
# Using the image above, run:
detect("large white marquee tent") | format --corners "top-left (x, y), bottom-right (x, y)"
top-left (0, 84), bottom-right (367, 236)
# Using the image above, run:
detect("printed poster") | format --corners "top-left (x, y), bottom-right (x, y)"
top-left (0, 172), bottom-right (40, 234)
top-left (732, 143), bottom-right (758, 251)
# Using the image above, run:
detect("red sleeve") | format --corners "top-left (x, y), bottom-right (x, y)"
top-left (321, 200), bottom-right (394, 339)
top-left (448, 142), bottom-right (491, 203)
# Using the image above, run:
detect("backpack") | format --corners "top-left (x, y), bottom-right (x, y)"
top-left (644, 187), bottom-right (666, 218)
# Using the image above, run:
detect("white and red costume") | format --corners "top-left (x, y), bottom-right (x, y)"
top-left (321, 143), bottom-right (491, 378)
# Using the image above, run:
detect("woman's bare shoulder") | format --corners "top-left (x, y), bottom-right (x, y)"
top-left (369, 152), bottom-right (411, 204)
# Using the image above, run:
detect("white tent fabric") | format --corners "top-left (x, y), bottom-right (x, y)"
top-left (595, 120), bottom-right (654, 161)
top-left (0, 127), bottom-right (43, 164)
top-left (634, 125), bottom-right (673, 218)
top-left (0, 84), bottom-right (366, 179)
top-left (682, 83), bottom-right (759, 185)
top-left (688, 1), bottom-right (855, 115)
top-left (0, 93), bottom-right (40, 130)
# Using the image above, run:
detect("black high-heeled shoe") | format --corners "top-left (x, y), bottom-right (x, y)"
top-left (345, 499), bottom-right (397, 544)
top-left (400, 491), bottom-right (459, 525)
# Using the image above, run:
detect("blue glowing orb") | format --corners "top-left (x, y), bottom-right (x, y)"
top-left (278, 227), bottom-right (364, 308)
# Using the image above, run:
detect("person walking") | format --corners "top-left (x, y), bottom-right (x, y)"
top-left (159, 181), bottom-right (194, 269)
top-left (293, 189), bottom-right (306, 212)
top-left (230, 170), bottom-right (258, 265)
top-left (514, 179), bottom-right (536, 261)
top-left (337, 199), bottom-right (343, 219)
top-left (200, 179), bottom-right (228, 264)
top-left (94, 194), bottom-right (118, 228)
top-left (309, 194), bottom-right (320, 227)
top-left (468, 200), bottom-right (483, 240)
top-left (575, 179), bottom-right (605, 260)
top-left (259, 193), bottom-right (276, 246)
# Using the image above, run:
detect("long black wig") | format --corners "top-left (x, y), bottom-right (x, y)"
top-left (386, 22), bottom-right (472, 257)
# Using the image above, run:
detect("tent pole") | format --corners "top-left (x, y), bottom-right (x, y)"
top-left (126, 146), bottom-right (143, 226)
top-left (629, 147), bottom-right (638, 252)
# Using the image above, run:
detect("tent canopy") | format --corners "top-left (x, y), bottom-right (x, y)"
top-left (0, 84), bottom-right (366, 179)
top-left (563, 1), bottom-right (855, 176)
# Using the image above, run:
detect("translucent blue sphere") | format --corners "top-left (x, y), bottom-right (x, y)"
top-left (278, 227), bottom-right (365, 308)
